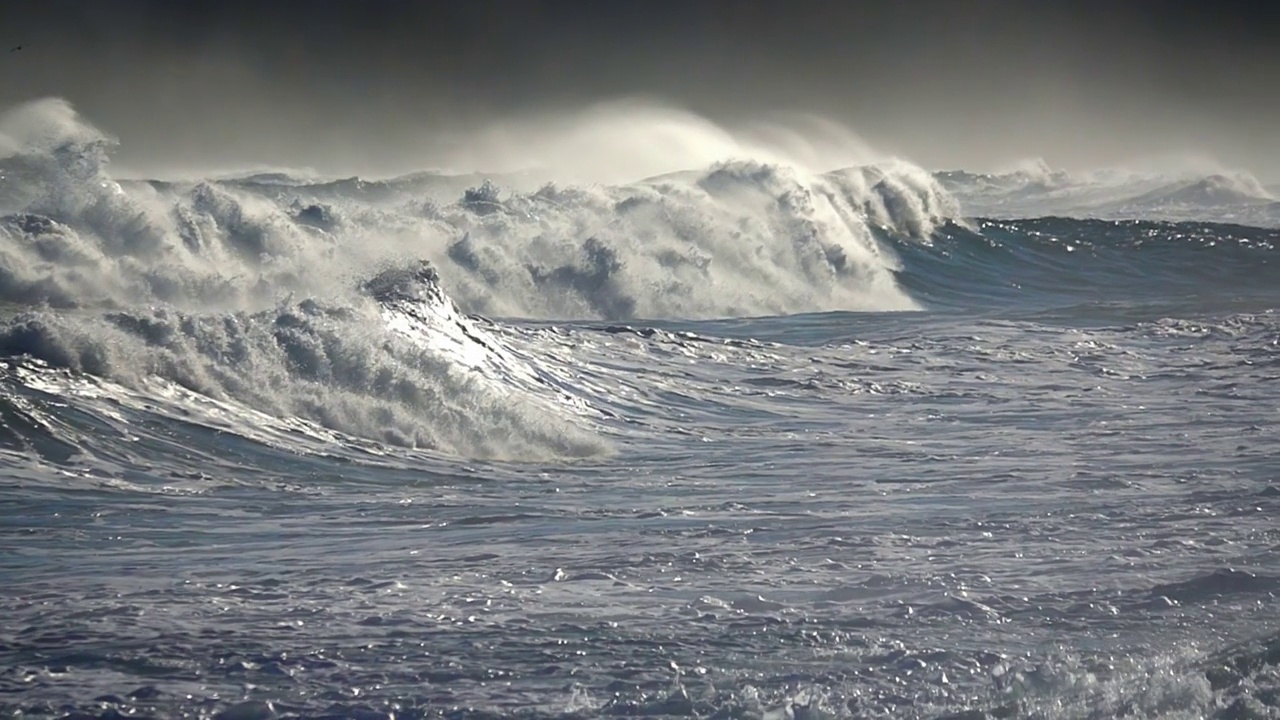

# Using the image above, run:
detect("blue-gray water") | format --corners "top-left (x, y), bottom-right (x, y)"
top-left (1, 101), bottom-right (1278, 719)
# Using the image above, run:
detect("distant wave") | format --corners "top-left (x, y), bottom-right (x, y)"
top-left (937, 159), bottom-right (1280, 226)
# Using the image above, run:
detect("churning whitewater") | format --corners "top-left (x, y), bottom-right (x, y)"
top-left (1, 98), bottom-right (1277, 720)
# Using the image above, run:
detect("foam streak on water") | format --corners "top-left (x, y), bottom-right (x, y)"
top-left (0, 99), bottom-right (1278, 719)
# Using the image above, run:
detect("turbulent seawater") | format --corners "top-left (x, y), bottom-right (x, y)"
top-left (1, 100), bottom-right (1278, 720)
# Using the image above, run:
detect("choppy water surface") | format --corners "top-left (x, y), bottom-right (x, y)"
top-left (0, 100), bottom-right (1278, 719)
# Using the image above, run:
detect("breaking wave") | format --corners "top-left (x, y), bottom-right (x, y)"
top-left (0, 262), bottom-right (605, 461)
top-left (0, 98), bottom-right (954, 321)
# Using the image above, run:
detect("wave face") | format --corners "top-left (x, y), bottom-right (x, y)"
top-left (2, 99), bottom-right (1279, 719)
top-left (895, 217), bottom-right (1278, 314)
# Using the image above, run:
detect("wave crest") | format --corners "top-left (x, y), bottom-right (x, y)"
top-left (430, 159), bottom-right (951, 319)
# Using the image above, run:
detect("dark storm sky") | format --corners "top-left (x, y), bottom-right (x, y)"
top-left (1, 0), bottom-right (1276, 179)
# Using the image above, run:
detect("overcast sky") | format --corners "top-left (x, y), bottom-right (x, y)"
top-left (1, 0), bottom-right (1276, 180)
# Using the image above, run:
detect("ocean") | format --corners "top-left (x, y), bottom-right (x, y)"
top-left (1, 99), bottom-right (1277, 719)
